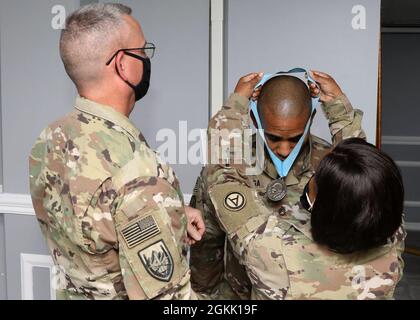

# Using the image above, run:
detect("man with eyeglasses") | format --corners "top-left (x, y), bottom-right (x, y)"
top-left (29, 3), bottom-right (204, 300)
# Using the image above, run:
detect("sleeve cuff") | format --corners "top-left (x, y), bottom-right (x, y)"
top-left (321, 94), bottom-right (354, 119)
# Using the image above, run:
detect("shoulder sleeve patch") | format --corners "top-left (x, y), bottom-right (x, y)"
top-left (209, 182), bottom-right (269, 235)
top-left (120, 215), bottom-right (161, 249)
top-left (116, 204), bottom-right (189, 298)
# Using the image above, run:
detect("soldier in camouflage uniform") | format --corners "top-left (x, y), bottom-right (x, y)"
top-left (244, 138), bottom-right (405, 299)
top-left (190, 71), bottom-right (367, 299)
top-left (29, 3), bottom-right (204, 300)
top-left (246, 221), bottom-right (404, 300)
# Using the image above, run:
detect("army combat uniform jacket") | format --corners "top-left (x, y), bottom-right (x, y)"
top-left (29, 96), bottom-right (194, 300)
top-left (190, 92), bottom-right (366, 299)
top-left (244, 210), bottom-right (405, 299)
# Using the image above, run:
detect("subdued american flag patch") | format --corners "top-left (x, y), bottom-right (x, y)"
top-left (121, 215), bottom-right (161, 249)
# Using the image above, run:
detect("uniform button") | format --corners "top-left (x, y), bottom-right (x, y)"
top-left (278, 207), bottom-right (286, 216)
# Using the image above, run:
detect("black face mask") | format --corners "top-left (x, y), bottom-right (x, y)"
top-left (115, 52), bottom-right (151, 101)
top-left (300, 182), bottom-right (314, 212)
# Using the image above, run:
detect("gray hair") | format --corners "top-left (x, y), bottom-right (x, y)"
top-left (60, 3), bottom-right (132, 87)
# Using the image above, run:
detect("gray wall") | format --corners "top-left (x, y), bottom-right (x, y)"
top-left (0, 22), bottom-right (3, 188)
top-left (102, 0), bottom-right (210, 195)
top-left (226, 0), bottom-right (381, 144)
top-left (0, 215), bottom-right (6, 299)
top-left (4, 215), bottom-right (50, 300)
top-left (0, 0), bottom-right (79, 194)
top-left (0, 20), bottom-right (4, 300)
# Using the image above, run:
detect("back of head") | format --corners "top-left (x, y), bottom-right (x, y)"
top-left (60, 3), bottom-right (132, 89)
top-left (257, 75), bottom-right (312, 120)
top-left (311, 137), bottom-right (404, 254)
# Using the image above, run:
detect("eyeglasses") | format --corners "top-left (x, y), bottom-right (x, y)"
top-left (106, 42), bottom-right (156, 65)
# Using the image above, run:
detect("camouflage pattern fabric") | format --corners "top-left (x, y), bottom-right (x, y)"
top-left (190, 92), bottom-right (368, 299)
top-left (29, 96), bottom-right (195, 300)
top-left (244, 209), bottom-right (406, 300)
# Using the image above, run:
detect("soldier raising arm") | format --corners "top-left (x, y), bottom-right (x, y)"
top-left (190, 70), bottom-right (366, 299)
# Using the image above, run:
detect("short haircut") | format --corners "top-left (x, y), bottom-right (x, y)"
top-left (311, 137), bottom-right (404, 254)
top-left (257, 75), bottom-right (312, 120)
top-left (60, 3), bottom-right (132, 87)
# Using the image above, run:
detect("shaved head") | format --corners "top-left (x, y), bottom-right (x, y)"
top-left (254, 75), bottom-right (313, 160)
top-left (257, 75), bottom-right (312, 120)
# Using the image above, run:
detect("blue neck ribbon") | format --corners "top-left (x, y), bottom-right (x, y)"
top-left (249, 68), bottom-right (320, 178)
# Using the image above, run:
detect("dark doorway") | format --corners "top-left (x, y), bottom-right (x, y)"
top-left (381, 0), bottom-right (420, 300)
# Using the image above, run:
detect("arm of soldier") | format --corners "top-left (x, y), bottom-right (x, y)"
top-left (189, 191), bottom-right (227, 294)
top-left (113, 175), bottom-right (194, 300)
top-left (29, 134), bottom-right (49, 231)
top-left (190, 165), bottom-right (259, 298)
top-left (244, 231), bottom-right (290, 300)
top-left (209, 73), bottom-right (263, 134)
top-left (393, 222), bottom-right (407, 285)
top-left (206, 177), bottom-right (271, 260)
top-left (198, 170), bottom-right (272, 300)
top-left (309, 71), bottom-right (367, 145)
top-left (81, 174), bottom-right (193, 300)
top-left (208, 73), bottom-right (265, 175)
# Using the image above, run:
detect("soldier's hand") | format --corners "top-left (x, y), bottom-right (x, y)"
top-left (308, 70), bottom-right (344, 104)
top-left (234, 72), bottom-right (263, 100)
top-left (184, 206), bottom-right (205, 245)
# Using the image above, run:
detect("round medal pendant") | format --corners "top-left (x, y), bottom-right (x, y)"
top-left (266, 178), bottom-right (287, 202)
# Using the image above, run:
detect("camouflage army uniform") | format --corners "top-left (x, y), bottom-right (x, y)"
top-left (29, 96), bottom-right (195, 300)
top-left (244, 208), bottom-right (406, 300)
top-left (190, 92), bottom-right (366, 299)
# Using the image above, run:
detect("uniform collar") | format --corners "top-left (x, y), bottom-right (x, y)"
top-left (74, 95), bottom-right (141, 141)
top-left (263, 135), bottom-right (314, 186)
